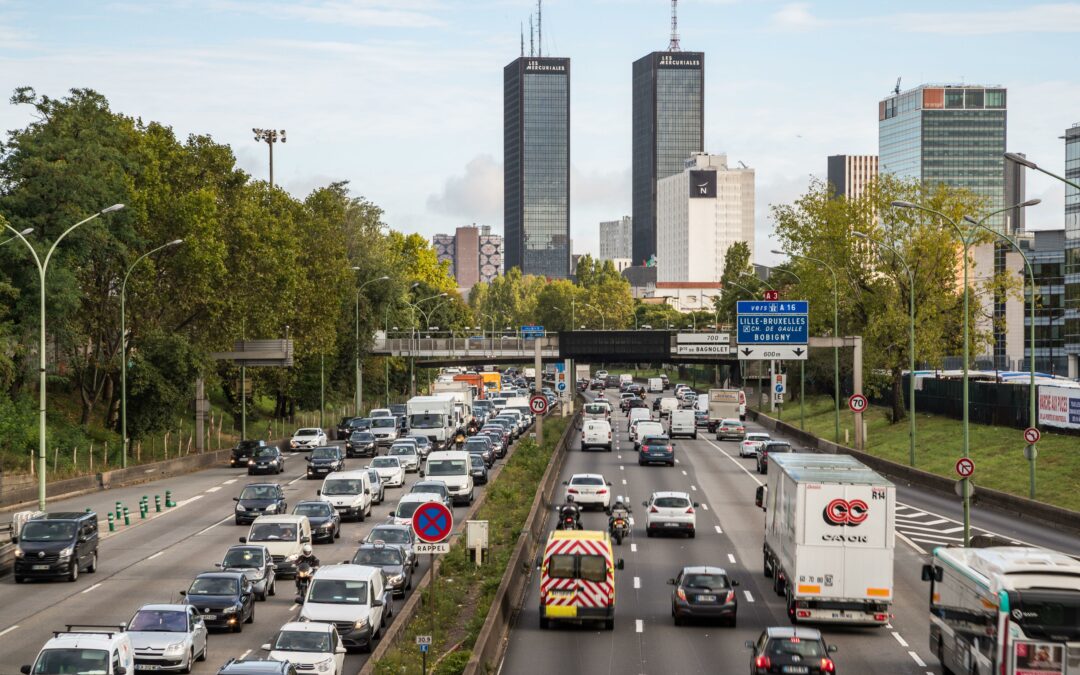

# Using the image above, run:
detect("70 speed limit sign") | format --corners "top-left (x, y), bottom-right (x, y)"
top-left (529, 394), bottom-right (549, 415)
top-left (848, 394), bottom-right (868, 413)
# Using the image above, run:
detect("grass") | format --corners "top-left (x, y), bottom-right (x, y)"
top-left (759, 395), bottom-right (1080, 513)
top-left (373, 414), bottom-right (571, 675)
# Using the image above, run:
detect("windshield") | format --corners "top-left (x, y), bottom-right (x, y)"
top-left (372, 458), bottom-right (400, 469)
top-left (427, 459), bottom-right (467, 476)
top-left (189, 577), bottom-right (238, 595)
top-left (222, 548), bottom-right (264, 568)
top-left (308, 579), bottom-right (368, 605)
top-left (766, 443), bottom-right (792, 453)
top-left (296, 429), bottom-right (320, 437)
top-left (746, 434), bottom-right (769, 441)
top-left (642, 436), bottom-right (670, 446)
top-left (654, 497), bottom-right (690, 508)
top-left (396, 501), bottom-right (429, 519)
top-left (412, 483), bottom-right (446, 496)
top-left (128, 609), bottom-right (188, 632)
top-left (248, 523), bottom-right (298, 542)
top-left (294, 503), bottom-right (332, 518)
top-left (371, 418), bottom-right (396, 428)
top-left (353, 548), bottom-right (403, 566)
top-left (321, 479), bottom-right (364, 496)
top-left (311, 447), bottom-right (337, 459)
top-left (721, 419), bottom-right (741, 426)
top-left (409, 413), bottom-right (445, 429)
top-left (237, 441), bottom-right (263, 451)
top-left (273, 630), bottom-right (331, 653)
top-left (239, 486), bottom-right (278, 500)
top-left (350, 432), bottom-right (375, 442)
top-left (684, 574), bottom-right (730, 589)
top-left (465, 440), bottom-right (489, 451)
top-left (1014, 590), bottom-right (1080, 640)
top-left (20, 521), bottom-right (76, 542)
top-left (367, 528), bottom-right (410, 544)
top-left (32, 649), bottom-right (109, 674)
top-left (767, 638), bottom-right (825, 658)
top-left (470, 455), bottom-right (485, 468)
top-left (253, 447), bottom-right (277, 458)
top-left (389, 446), bottom-right (416, 456)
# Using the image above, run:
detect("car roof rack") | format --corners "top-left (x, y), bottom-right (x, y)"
top-left (54, 624), bottom-right (126, 638)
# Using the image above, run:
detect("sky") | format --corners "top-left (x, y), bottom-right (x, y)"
top-left (1, 0), bottom-right (1079, 266)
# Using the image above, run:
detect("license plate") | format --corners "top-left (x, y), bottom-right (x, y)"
top-left (135, 666), bottom-right (163, 671)
top-left (202, 614), bottom-right (217, 620)
top-left (696, 594), bottom-right (716, 602)
top-left (32, 564), bottom-right (50, 570)
top-left (782, 668), bottom-right (808, 674)
top-left (664, 522), bottom-right (680, 527)
top-left (316, 468), bottom-right (328, 472)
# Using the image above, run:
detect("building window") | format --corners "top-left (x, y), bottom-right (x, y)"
top-left (985, 89), bottom-right (1006, 108)
top-left (945, 89), bottom-right (965, 109)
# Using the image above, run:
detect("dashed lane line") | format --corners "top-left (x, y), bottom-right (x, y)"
top-left (223, 478), bottom-right (238, 485)
top-left (908, 651), bottom-right (927, 667)
top-left (631, 544), bottom-right (638, 553)
top-left (206, 486), bottom-right (222, 493)
top-left (701, 503), bottom-right (709, 511)
top-left (80, 583), bottom-right (102, 594)
top-left (633, 577), bottom-right (641, 589)
top-left (147, 551), bottom-right (164, 560)
top-left (743, 590), bottom-right (755, 603)
top-left (635, 619), bottom-right (644, 633)
top-left (704, 439), bottom-right (763, 486)
top-left (727, 554), bottom-right (736, 565)
top-left (690, 485), bottom-right (697, 491)
top-left (892, 632), bottom-right (909, 648)
top-left (195, 515), bottom-right (233, 536)
top-left (681, 470), bottom-right (688, 476)
top-left (0, 625), bottom-right (18, 638)
top-left (288, 474), bottom-right (306, 485)
top-left (289, 604), bottom-right (300, 611)
top-left (240, 649), bottom-right (252, 660)
top-left (622, 479), bottom-right (627, 485)
top-left (714, 525), bottom-right (723, 534)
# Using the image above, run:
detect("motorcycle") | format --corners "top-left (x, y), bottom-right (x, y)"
top-left (556, 507), bottom-right (582, 531)
top-left (454, 432), bottom-right (467, 450)
top-left (295, 562), bottom-right (314, 598)
top-left (610, 515), bottom-right (630, 545)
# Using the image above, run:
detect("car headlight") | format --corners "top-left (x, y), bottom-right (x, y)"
top-left (291, 441), bottom-right (298, 447)
top-left (58, 546), bottom-right (73, 559)
top-left (388, 574), bottom-right (404, 585)
top-left (264, 503), bottom-right (277, 513)
top-left (235, 504), bottom-right (246, 511)
top-left (248, 460), bottom-right (255, 466)
top-left (354, 617), bottom-right (369, 629)
top-left (286, 553), bottom-right (300, 562)
top-left (317, 658), bottom-right (334, 672)
top-left (14, 548), bottom-right (23, 558)
top-left (223, 606), bottom-right (238, 614)
top-left (318, 523), bottom-right (333, 530)
top-left (164, 642), bottom-right (186, 655)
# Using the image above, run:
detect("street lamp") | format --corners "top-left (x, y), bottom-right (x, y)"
top-left (353, 273), bottom-right (390, 415)
top-left (120, 239), bottom-right (184, 468)
top-left (0, 227), bottom-right (34, 247)
top-left (407, 292), bottom-right (446, 396)
top-left (853, 231), bottom-right (917, 467)
top-left (583, 303), bottom-right (606, 330)
top-left (4, 204), bottom-right (125, 510)
top-left (253, 128), bottom-right (286, 188)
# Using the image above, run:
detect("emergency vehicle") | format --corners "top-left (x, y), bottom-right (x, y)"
top-left (538, 530), bottom-right (623, 630)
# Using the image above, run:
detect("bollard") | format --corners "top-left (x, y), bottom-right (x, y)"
top-left (115, 501), bottom-right (123, 520)
top-left (155, 495), bottom-right (162, 513)
top-left (165, 490), bottom-right (175, 508)
top-left (123, 506), bottom-right (130, 526)
top-left (85, 507), bottom-right (91, 513)
top-left (139, 503), bottom-right (147, 520)
top-left (107, 512), bottom-right (115, 532)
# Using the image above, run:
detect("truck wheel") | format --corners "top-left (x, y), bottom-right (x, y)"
top-left (604, 618), bottom-right (615, 631)
top-left (539, 614), bottom-right (550, 630)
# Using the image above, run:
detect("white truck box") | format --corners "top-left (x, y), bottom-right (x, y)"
top-left (406, 395), bottom-right (457, 450)
top-left (575, 365), bottom-right (591, 382)
top-left (647, 377), bottom-right (664, 393)
top-left (428, 384), bottom-right (473, 430)
top-left (756, 453), bottom-right (895, 626)
top-left (707, 389), bottom-right (743, 431)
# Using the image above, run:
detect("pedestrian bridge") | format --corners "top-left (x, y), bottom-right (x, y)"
top-left (371, 334), bottom-right (561, 366)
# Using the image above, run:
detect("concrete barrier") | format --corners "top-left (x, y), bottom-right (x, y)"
top-left (749, 409), bottom-right (1080, 534)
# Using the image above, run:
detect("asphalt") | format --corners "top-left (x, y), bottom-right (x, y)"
top-left (0, 433), bottom-right (521, 675)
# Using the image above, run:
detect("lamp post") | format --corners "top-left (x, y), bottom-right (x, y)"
top-left (0, 228), bottom-right (34, 247)
top-left (4, 204), bottom-right (125, 510)
top-left (854, 231), bottom-right (917, 467)
top-left (407, 292), bottom-right (446, 396)
top-left (584, 303), bottom-right (606, 330)
top-left (353, 273), bottom-right (390, 416)
top-left (121, 239), bottom-right (184, 468)
top-left (253, 128), bottom-right (286, 188)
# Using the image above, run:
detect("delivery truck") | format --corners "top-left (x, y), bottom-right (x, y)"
top-left (706, 388), bottom-right (745, 431)
top-left (406, 394), bottom-right (457, 450)
top-left (429, 382), bottom-right (474, 429)
top-left (754, 453), bottom-right (895, 626)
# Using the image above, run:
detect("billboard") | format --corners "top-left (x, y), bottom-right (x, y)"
top-left (689, 170), bottom-right (716, 199)
top-left (1037, 385), bottom-right (1080, 431)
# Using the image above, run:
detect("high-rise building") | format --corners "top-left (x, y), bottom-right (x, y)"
top-left (827, 155), bottom-right (878, 200)
top-left (1064, 124), bottom-right (1080, 377)
top-left (1020, 230), bottom-right (1067, 375)
top-left (632, 50), bottom-right (704, 266)
top-left (1005, 153), bottom-right (1028, 234)
top-left (504, 56), bottom-right (571, 278)
top-left (656, 153), bottom-right (754, 283)
top-left (599, 216), bottom-right (633, 261)
top-left (433, 225), bottom-right (504, 291)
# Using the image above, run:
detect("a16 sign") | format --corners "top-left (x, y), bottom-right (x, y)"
top-left (763, 290), bottom-right (779, 301)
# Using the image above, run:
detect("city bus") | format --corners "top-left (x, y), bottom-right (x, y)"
top-left (922, 546), bottom-right (1080, 675)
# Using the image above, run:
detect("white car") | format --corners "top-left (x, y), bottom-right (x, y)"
top-left (369, 408), bottom-right (392, 418)
top-left (298, 564), bottom-right (390, 653)
top-left (631, 421), bottom-right (664, 448)
top-left (369, 456), bottom-right (406, 487)
top-left (563, 473), bottom-right (612, 510)
top-left (393, 492), bottom-right (443, 527)
top-left (581, 419), bottom-right (612, 451)
top-left (388, 442), bottom-right (421, 472)
top-left (127, 604), bottom-right (209, 672)
top-left (291, 427), bottom-right (327, 450)
top-left (740, 432), bottom-right (771, 458)
top-left (264, 621), bottom-right (345, 675)
top-left (643, 491), bottom-right (698, 538)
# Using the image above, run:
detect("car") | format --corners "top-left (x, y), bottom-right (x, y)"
top-left (231, 439), bottom-right (268, 468)
top-left (694, 410), bottom-right (709, 428)
top-left (297, 564), bottom-right (390, 653)
top-left (351, 543), bottom-right (413, 598)
top-left (369, 456), bottom-right (406, 487)
top-left (216, 658), bottom-right (298, 675)
top-left (478, 429), bottom-right (507, 458)
top-left (305, 446), bottom-right (345, 478)
top-left (249, 445), bottom-right (286, 475)
top-left (293, 500), bottom-right (341, 543)
top-left (411, 434), bottom-right (433, 458)
top-left (409, 480), bottom-right (453, 510)
top-left (469, 453), bottom-right (489, 485)
top-left (581, 419), bottom-right (613, 451)
top-left (12, 511), bottom-right (99, 583)
top-left (234, 483), bottom-right (287, 526)
top-left (464, 435), bottom-right (494, 466)
top-left (317, 471), bottom-right (373, 522)
top-left (589, 379), bottom-right (605, 391)
top-left (336, 416), bottom-right (366, 441)
top-left (756, 441), bottom-right (793, 474)
top-left (217, 544), bottom-right (278, 600)
top-left (363, 524), bottom-right (418, 569)
top-left (392, 493), bottom-right (443, 527)
top-left (345, 431), bottom-right (378, 458)
top-left (240, 515), bottom-right (313, 577)
top-left (658, 397), bottom-right (679, 418)
top-left (716, 418), bottom-right (746, 441)
top-left (127, 603), bottom-right (209, 671)
top-left (669, 566), bottom-right (740, 627)
top-left (639, 435), bottom-right (676, 466)
top-left (422, 450), bottom-right (475, 506)
top-left (365, 468), bottom-right (385, 504)
top-left (21, 625), bottom-right (135, 675)
top-left (263, 621), bottom-right (346, 675)
top-left (290, 428), bottom-right (328, 451)
top-left (631, 421), bottom-right (664, 449)
top-left (389, 403), bottom-right (407, 418)
top-left (181, 571), bottom-right (256, 632)
top-left (740, 432), bottom-right (771, 458)
top-left (669, 409), bottom-right (697, 439)
top-left (618, 393), bottom-right (637, 411)
top-left (643, 491), bottom-right (698, 538)
top-left (626, 397), bottom-right (648, 412)
top-left (369, 408), bottom-right (392, 418)
top-left (563, 473), bottom-right (613, 511)
top-left (368, 416), bottom-right (400, 446)
top-left (746, 627), bottom-right (838, 675)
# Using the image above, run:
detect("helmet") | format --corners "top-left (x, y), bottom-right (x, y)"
top-left (615, 495), bottom-right (624, 505)
top-left (565, 494), bottom-right (574, 503)
top-left (302, 544), bottom-right (313, 555)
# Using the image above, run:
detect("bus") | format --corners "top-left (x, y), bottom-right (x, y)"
top-left (922, 546), bottom-right (1080, 675)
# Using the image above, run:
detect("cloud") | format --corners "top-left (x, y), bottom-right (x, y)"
top-left (770, 2), bottom-right (1080, 34)
top-left (770, 2), bottom-right (825, 31)
top-left (426, 154), bottom-right (503, 221)
top-left (178, 0), bottom-right (447, 29)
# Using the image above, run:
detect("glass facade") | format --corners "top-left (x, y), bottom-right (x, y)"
top-left (1065, 125), bottom-right (1080, 357)
top-left (504, 57), bottom-right (570, 279)
top-left (1024, 245), bottom-right (1067, 374)
top-left (632, 52), bottom-right (703, 265)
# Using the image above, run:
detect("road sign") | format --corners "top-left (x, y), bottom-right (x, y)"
top-left (412, 501), bottom-right (454, 544)
top-left (736, 300), bottom-right (809, 345)
top-left (774, 374), bottom-right (786, 395)
top-left (520, 324), bottom-right (545, 339)
top-left (848, 394), bottom-right (868, 413)
top-left (1023, 427), bottom-right (1041, 444)
top-left (675, 344), bottom-right (731, 356)
top-left (773, 392), bottom-right (784, 403)
top-left (530, 394), bottom-right (549, 415)
top-left (955, 478), bottom-right (975, 499)
top-left (556, 381), bottom-right (567, 392)
top-left (736, 345), bottom-right (808, 360)
top-left (676, 333), bottom-right (730, 344)
top-left (416, 636), bottom-right (432, 646)
top-left (415, 542), bottom-right (451, 554)
top-left (763, 290), bottom-right (779, 301)
top-left (955, 457), bottom-right (975, 478)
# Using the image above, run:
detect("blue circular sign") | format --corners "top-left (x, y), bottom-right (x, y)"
top-left (412, 501), bottom-right (454, 544)
top-left (556, 382), bottom-right (566, 391)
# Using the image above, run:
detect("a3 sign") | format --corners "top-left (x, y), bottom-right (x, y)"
top-left (763, 290), bottom-right (779, 301)
top-left (848, 394), bottom-right (868, 413)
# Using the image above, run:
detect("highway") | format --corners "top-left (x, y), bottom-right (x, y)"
top-left (499, 385), bottom-right (1080, 675)
top-left (0, 433), bottom-right (514, 675)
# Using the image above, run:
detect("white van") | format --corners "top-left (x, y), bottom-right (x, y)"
top-left (581, 419), bottom-right (613, 451)
top-left (393, 492), bottom-right (443, 526)
top-left (627, 407), bottom-right (651, 429)
top-left (583, 402), bottom-right (610, 422)
top-left (669, 409), bottom-right (697, 439)
top-left (619, 374), bottom-right (633, 386)
top-left (241, 515), bottom-right (312, 577)
top-left (631, 421), bottom-right (665, 449)
top-left (422, 451), bottom-right (474, 505)
top-left (648, 377), bottom-right (664, 393)
top-left (659, 397), bottom-right (679, 418)
top-left (298, 564), bottom-right (390, 653)
top-left (22, 625), bottom-right (136, 675)
top-left (318, 470), bottom-right (373, 521)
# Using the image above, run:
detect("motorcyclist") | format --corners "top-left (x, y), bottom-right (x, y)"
top-left (608, 496), bottom-right (631, 531)
top-left (296, 544), bottom-right (320, 570)
top-left (559, 494), bottom-right (582, 530)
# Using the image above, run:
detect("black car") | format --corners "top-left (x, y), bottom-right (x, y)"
top-left (468, 453), bottom-right (489, 485)
top-left (248, 446), bottom-right (285, 475)
top-left (389, 403), bottom-right (407, 418)
top-left (756, 441), bottom-right (794, 474)
top-left (13, 511), bottom-right (99, 583)
top-left (639, 435), bottom-right (676, 467)
top-left (305, 446), bottom-right (345, 478)
top-left (590, 379), bottom-right (605, 391)
top-left (346, 431), bottom-right (378, 458)
top-left (479, 429), bottom-right (507, 458)
top-left (336, 416), bottom-right (369, 441)
top-left (464, 436), bottom-right (494, 467)
top-left (351, 543), bottom-right (412, 598)
top-left (746, 627), bottom-right (838, 675)
top-left (626, 398), bottom-right (648, 412)
top-left (293, 500), bottom-right (341, 543)
top-left (231, 439), bottom-right (268, 468)
top-left (233, 484), bottom-right (287, 526)
top-left (670, 565), bottom-right (740, 626)
top-left (217, 659), bottom-right (297, 675)
top-left (182, 571), bottom-right (255, 632)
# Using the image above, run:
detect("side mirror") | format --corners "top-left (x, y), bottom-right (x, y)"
top-left (828, 645), bottom-right (838, 653)
top-left (300, 536), bottom-right (310, 544)
top-left (21, 666), bottom-right (32, 675)
top-left (693, 502), bottom-right (700, 508)
top-left (214, 563), bottom-right (223, 568)
top-left (616, 559), bottom-right (624, 570)
top-left (754, 486), bottom-right (766, 511)
top-left (744, 640), bottom-right (754, 649)
top-left (116, 668), bottom-right (128, 675)
top-left (667, 578), bottom-right (676, 585)
top-left (921, 564), bottom-right (943, 582)
top-left (179, 590), bottom-right (187, 596)
top-left (336, 646), bottom-right (347, 654)
top-left (239, 537), bottom-right (247, 544)
top-left (316, 489), bottom-right (322, 496)
top-left (606, 481), bottom-right (613, 486)
top-left (233, 497), bottom-right (240, 502)
top-left (641, 501), bottom-right (648, 507)
top-left (261, 643), bottom-right (272, 651)
top-left (419, 470), bottom-right (425, 478)
top-left (10, 535), bottom-right (16, 544)
top-left (731, 579), bottom-right (740, 586)
top-left (294, 595), bottom-right (304, 604)
top-left (372, 598), bottom-right (384, 607)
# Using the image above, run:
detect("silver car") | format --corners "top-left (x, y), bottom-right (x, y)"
top-left (366, 468), bottom-right (385, 505)
top-left (364, 524), bottom-right (419, 569)
top-left (127, 604), bottom-right (208, 672)
top-left (216, 544), bottom-right (277, 600)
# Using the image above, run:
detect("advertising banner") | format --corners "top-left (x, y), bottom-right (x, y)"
top-left (1037, 385), bottom-right (1080, 431)
top-left (1013, 641), bottom-right (1064, 675)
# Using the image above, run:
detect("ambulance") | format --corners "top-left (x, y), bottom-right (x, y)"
top-left (538, 530), bottom-right (624, 630)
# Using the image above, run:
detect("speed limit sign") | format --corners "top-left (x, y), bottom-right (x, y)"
top-left (848, 394), bottom-right (868, 413)
top-left (529, 394), bottom-right (549, 415)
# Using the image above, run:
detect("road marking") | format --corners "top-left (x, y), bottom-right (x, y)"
top-left (743, 590), bottom-right (754, 602)
top-left (674, 458), bottom-right (680, 464)
top-left (288, 474), bottom-right (306, 485)
top-left (727, 554), bottom-right (736, 564)
top-left (195, 515), bottom-right (233, 536)
top-left (0, 625), bottom-right (18, 638)
top-left (631, 544), bottom-right (637, 553)
top-left (714, 525), bottom-right (723, 534)
top-left (617, 454), bottom-right (622, 460)
top-left (908, 651), bottom-right (927, 667)
top-left (681, 470), bottom-right (688, 476)
top-left (892, 632), bottom-right (909, 648)
top-left (690, 485), bottom-right (697, 491)
top-left (705, 439), bottom-right (764, 486)
top-left (240, 649), bottom-right (252, 660)
top-left (897, 523), bottom-right (965, 534)
top-left (895, 516), bottom-right (948, 526)
top-left (147, 551), bottom-right (164, 560)
top-left (224, 479), bottom-right (238, 485)
top-left (633, 577), bottom-right (640, 589)
top-left (619, 465), bottom-right (624, 471)
top-left (701, 503), bottom-right (709, 511)
top-left (896, 532), bottom-right (927, 555)
top-left (629, 517), bottom-right (635, 526)
top-left (289, 603), bottom-right (299, 611)
top-left (81, 583), bottom-right (102, 594)
top-left (206, 486), bottom-right (221, 493)
top-left (622, 479), bottom-right (627, 485)
top-left (175, 495), bottom-right (203, 507)
top-left (635, 619), bottom-right (643, 633)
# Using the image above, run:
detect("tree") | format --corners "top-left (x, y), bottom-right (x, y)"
top-left (716, 241), bottom-right (754, 324)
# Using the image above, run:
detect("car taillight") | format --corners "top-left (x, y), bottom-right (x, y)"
top-left (649, 506), bottom-right (659, 513)
top-left (641, 445), bottom-right (649, 452)
top-left (685, 507), bottom-right (694, 514)
top-left (797, 610), bottom-right (811, 618)
top-left (568, 488), bottom-right (579, 494)
top-left (874, 613), bottom-right (888, 622)
top-left (664, 446), bottom-right (672, 453)
top-left (725, 590), bottom-right (735, 603)
top-left (754, 656), bottom-right (770, 669)
top-left (820, 658), bottom-right (835, 673)
top-left (597, 489), bottom-right (607, 495)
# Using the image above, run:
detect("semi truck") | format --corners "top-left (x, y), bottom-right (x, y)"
top-left (754, 453), bottom-right (895, 626)
top-left (706, 388), bottom-right (744, 431)
top-left (406, 394), bottom-right (457, 450)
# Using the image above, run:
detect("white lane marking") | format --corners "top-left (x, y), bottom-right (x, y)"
top-left (897, 523), bottom-right (965, 534)
top-left (908, 651), bottom-right (927, 667)
top-left (619, 465), bottom-right (624, 471)
top-left (224, 479), bottom-right (238, 485)
top-left (701, 503), bottom-right (709, 510)
top-left (727, 554), bottom-right (736, 564)
top-left (628, 517), bottom-right (635, 526)
top-left (289, 604), bottom-right (299, 611)
top-left (631, 543), bottom-right (638, 553)
top-left (743, 590), bottom-right (755, 602)
top-left (147, 551), bottom-right (164, 560)
top-left (206, 486), bottom-right (221, 493)
top-left (0, 625), bottom-right (19, 638)
top-left (714, 525), bottom-right (723, 534)
top-left (617, 454), bottom-right (622, 460)
top-left (674, 458), bottom-right (680, 464)
top-left (633, 577), bottom-right (641, 589)
top-left (896, 532), bottom-right (927, 555)
top-left (622, 479), bottom-right (627, 485)
top-left (635, 619), bottom-right (643, 633)
top-left (288, 474), bottom-right (306, 485)
top-left (892, 632), bottom-right (909, 648)
top-left (705, 439), bottom-right (763, 486)
top-left (690, 485), bottom-right (697, 491)
top-left (175, 495), bottom-right (203, 507)
top-left (895, 516), bottom-right (948, 525)
top-left (681, 470), bottom-right (688, 476)
top-left (195, 515), bottom-right (233, 536)
top-left (81, 583), bottom-right (102, 594)
top-left (240, 649), bottom-right (252, 660)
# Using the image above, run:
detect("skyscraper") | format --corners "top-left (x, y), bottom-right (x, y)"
top-left (1065, 123), bottom-right (1080, 377)
top-left (827, 155), bottom-right (878, 200)
top-left (599, 216), bottom-right (633, 261)
top-left (504, 56), bottom-right (571, 278)
top-left (433, 225), bottom-right (504, 291)
top-left (632, 50), bottom-right (704, 266)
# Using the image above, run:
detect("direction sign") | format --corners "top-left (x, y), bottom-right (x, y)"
top-left (676, 333), bottom-right (730, 344)
top-left (675, 344), bottom-right (731, 356)
top-left (415, 542), bottom-right (451, 554)
top-left (1023, 427), bottom-right (1041, 444)
top-left (530, 394), bottom-right (549, 415)
top-left (412, 501), bottom-right (454, 544)
top-left (736, 300), bottom-right (809, 346)
top-left (520, 324), bottom-right (545, 339)
top-left (763, 290), bottom-right (779, 301)
top-left (955, 457), bottom-right (975, 478)
top-left (736, 345), bottom-right (808, 361)
top-left (848, 394), bottom-right (868, 413)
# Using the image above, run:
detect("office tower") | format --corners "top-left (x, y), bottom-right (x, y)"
top-left (599, 216), bottom-right (633, 261)
top-left (1065, 124), bottom-right (1080, 377)
top-left (827, 155), bottom-right (878, 199)
top-left (656, 153), bottom-right (754, 283)
top-left (1005, 153), bottom-right (1028, 234)
top-left (632, 50), bottom-right (704, 265)
top-left (504, 56), bottom-right (571, 278)
top-left (1021, 230), bottom-right (1066, 375)
top-left (433, 225), bottom-right (504, 291)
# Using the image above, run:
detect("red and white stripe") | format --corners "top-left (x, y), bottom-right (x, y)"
top-left (540, 537), bottom-right (616, 608)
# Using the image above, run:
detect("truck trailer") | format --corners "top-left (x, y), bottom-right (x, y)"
top-left (707, 389), bottom-right (744, 430)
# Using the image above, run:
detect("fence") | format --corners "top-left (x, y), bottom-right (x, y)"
top-left (905, 376), bottom-right (1033, 429)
